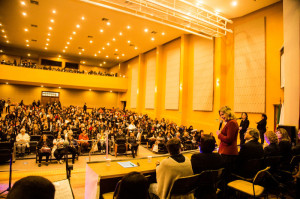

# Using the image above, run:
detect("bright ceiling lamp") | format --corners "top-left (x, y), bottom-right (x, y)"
top-left (80, 0), bottom-right (233, 39)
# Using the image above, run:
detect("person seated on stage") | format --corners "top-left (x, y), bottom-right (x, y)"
top-left (6, 176), bottom-right (55, 199)
top-left (236, 128), bottom-right (264, 177)
top-left (37, 134), bottom-right (52, 167)
top-left (150, 138), bottom-right (193, 199)
top-left (128, 132), bottom-right (139, 158)
top-left (264, 131), bottom-right (280, 157)
top-left (16, 128), bottom-right (30, 157)
top-left (191, 134), bottom-right (224, 199)
top-left (78, 129), bottom-right (89, 153)
top-left (53, 134), bottom-right (65, 164)
top-left (276, 128), bottom-right (292, 169)
top-left (116, 171), bottom-right (149, 199)
top-left (67, 135), bottom-right (78, 164)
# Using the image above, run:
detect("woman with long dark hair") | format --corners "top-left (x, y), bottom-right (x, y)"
top-left (257, 114), bottom-right (267, 144)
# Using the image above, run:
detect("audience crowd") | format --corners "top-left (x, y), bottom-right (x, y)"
top-left (0, 59), bottom-right (124, 77)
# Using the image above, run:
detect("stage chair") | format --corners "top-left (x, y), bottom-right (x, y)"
top-left (228, 167), bottom-right (270, 198)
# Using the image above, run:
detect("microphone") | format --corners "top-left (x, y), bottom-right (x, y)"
top-left (218, 120), bottom-right (223, 130)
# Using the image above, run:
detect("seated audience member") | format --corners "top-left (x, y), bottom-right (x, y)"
top-left (128, 121), bottom-right (136, 131)
top-left (128, 132), bottom-right (138, 158)
top-left (37, 134), bottom-right (53, 167)
top-left (191, 134), bottom-right (224, 199)
top-left (236, 128), bottom-right (264, 177)
top-left (264, 131), bottom-right (280, 157)
top-left (276, 128), bottom-right (292, 169)
top-left (6, 176), bottom-right (55, 199)
top-left (191, 134), bottom-right (224, 174)
top-left (53, 134), bottom-right (65, 164)
top-left (151, 138), bottom-right (193, 199)
top-left (116, 128), bottom-right (126, 140)
top-left (67, 135), bottom-right (78, 164)
top-left (292, 130), bottom-right (300, 155)
top-left (182, 131), bottom-right (193, 150)
top-left (116, 171), bottom-right (149, 199)
top-left (78, 129), bottom-right (89, 153)
top-left (16, 128), bottom-right (30, 157)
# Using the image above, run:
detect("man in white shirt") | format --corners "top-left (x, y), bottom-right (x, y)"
top-left (16, 128), bottom-right (30, 156)
top-left (128, 121), bottom-right (136, 131)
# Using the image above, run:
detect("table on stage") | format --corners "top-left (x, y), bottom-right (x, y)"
top-left (85, 151), bottom-right (195, 199)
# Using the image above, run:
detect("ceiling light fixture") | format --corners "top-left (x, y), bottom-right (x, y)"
top-left (89, 40), bottom-right (93, 43)
top-left (6, 40), bottom-right (9, 43)
top-left (21, 1), bottom-right (25, 5)
top-left (81, 16), bottom-right (85, 20)
top-left (49, 27), bottom-right (52, 30)
top-left (46, 43), bottom-right (49, 46)
top-left (122, 54), bottom-right (125, 56)
top-left (99, 64), bottom-right (102, 66)
top-left (106, 55), bottom-right (109, 58)
top-left (231, 1), bottom-right (237, 6)
top-left (127, 25), bottom-right (130, 29)
top-left (1, 29), bottom-right (5, 33)
top-left (27, 53), bottom-right (31, 56)
top-left (151, 37), bottom-right (155, 41)
top-left (76, 24), bottom-right (80, 28)
top-left (162, 32), bottom-right (165, 35)
top-left (59, 87), bottom-right (61, 89)
top-left (69, 37), bottom-right (72, 40)
top-left (26, 39), bottom-right (29, 42)
top-left (63, 49), bottom-right (66, 52)
top-left (127, 40), bottom-right (130, 43)
top-left (94, 54), bottom-right (97, 56)
top-left (58, 55), bottom-right (61, 57)
top-left (100, 29), bottom-right (103, 32)
top-left (50, 19), bottom-right (54, 23)
top-left (115, 49), bottom-right (118, 51)
top-left (98, 51), bottom-right (101, 53)
top-left (46, 38), bottom-right (50, 41)
top-left (24, 28), bottom-right (28, 32)
top-left (134, 46), bottom-right (138, 50)
top-left (79, 52), bottom-right (82, 55)
top-left (117, 57), bottom-right (119, 59)
top-left (45, 47), bottom-right (47, 50)
top-left (119, 32), bottom-right (122, 36)
top-left (82, 49), bottom-right (85, 51)
top-left (107, 42), bottom-right (110, 46)
top-left (112, 38), bottom-right (115, 41)
top-left (22, 12), bottom-right (27, 16)
top-left (103, 61), bottom-right (106, 64)
top-left (144, 28), bottom-right (148, 32)
top-left (73, 31), bottom-right (76, 34)
top-left (65, 46), bottom-right (68, 49)
top-left (52, 10), bottom-right (56, 14)
top-left (48, 33), bottom-right (51, 36)
top-left (83, 61), bottom-right (86, 64)
top-left (106, 22), bottom-right (110, 26)
top-left (67, 41), bottom-right (70, 45)
top-left (102, 47), bottom-right (105, 50)
top-left (26, 44), bottom-right (29, 47)
top-left (4, 35), bottom-right (7, 38)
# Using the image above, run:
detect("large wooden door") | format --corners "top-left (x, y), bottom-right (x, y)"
top-left (41, 91), bottom-right (60, 106)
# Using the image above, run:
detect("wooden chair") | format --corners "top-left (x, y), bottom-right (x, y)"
top-left (228, 167), bottom-right (270, 198)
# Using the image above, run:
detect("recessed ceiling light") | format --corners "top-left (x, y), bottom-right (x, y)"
top-left (21, 1), bottom-right (25, 5)
top-left (4, 35), bottom-right (7, 38)
top-left (46, 43), bottom-right (49, 46)
top-left (89, 89), bottom-right (91, 91)
top-left (81, 16), bottom-right (85, 20)
top-left (100, 29), bottom-right (103, 32)
top-left (127, 25), bottom-right (130, 29)
top-left (102, 47), bottom-right (105, 50)
top-left (22, 12), bottom-right (27, 16)
top-left (69, 36), bottom-right (72, 40)
top-left (110, 90), bottom-right (112, 92)
top-left (127, 40), bottom-right (130, 43)
top-left (6, 40), bottom-right (9, 43)
top-left (89, 40), bottom-right (93, 43)
top-left (112, 38), bottom-right (115, 41)
top-left (144, 28), bottom-right (148, 32)
top-left (63, 49), bottom-right (66, 52)
top-left (119, 32), bottom-right (122, 36)
top-left (103, 61), bottom-right (106, 64)
top-left (27, 53), bottom-right (31, 56)
top-left (134, 46), bottom-right (138, 50)
top-left (52, 10), bottom-right (56, 14)
top-left (82, 49), bottom-right (85, 51)
top-left (162, 32), bottom-right (165, 35)
top-left (24, 28), bottom-right (28, 32)
top-left (99, 64), bottom-right (102, 66)
top-left (98, 51), bottom-right (101, 53)
top-left (65, 46), bottom-right (68, 49)
top-left (59, 87), bottom-right (61, 89)
top-left (58, 55), bottom-right (61, 57)
top-left (1, 29), bottom-right (5, 33)
top-left (107, 42), bottom-right (110, 46)
top-left (79, 52), bottom-right (82, 55)
top-left (49, 27), bottom-right (52, 30)
top-left (0, 50), bottom-right (3, 53)
top-left (45, 47), bottom-right (48, 50)
top-left (6, 82), bottom-right (8, 84)
top-left (46, 38), bottom-right (50, 41)
top-left (231, 1), bottom-right (237, 6)
top-left (26, 44), bottom-right (29, 47)
top-left (106, 55), bottom-right (109, 58)
top-left (76, 24), bottom-right (80, 28)
top-left (26, 39), bottom-right (29, 42)
top-left (106, 22), bottom-right (110, 26)
top-left (122, 54), bottom-right (125, 56)
top-left (151, 37), bottom-right (155, 41)
top-left (94, 54), bottom-right (97, 56)
top-left (0, 24), bottom-right (2, 26)
top-left (50, 19), bottom-right (54, 23)
top-left (73, 31), bottom-right (76, 35)
top-left (117, 57), bottom-right (119, 59)
top-left (83, 61), bottom-right (86, 64)
top-left (115, 49), bottom-right (118, 51)
top-left (48, 33), bottom-right (51, 36)
top-left (41, 85), bottom-right (44, 87)
top-left (67, 41), bottom-right (70, 45)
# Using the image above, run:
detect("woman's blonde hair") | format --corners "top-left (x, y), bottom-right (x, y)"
top-left (219, 106), bottom-right (235, 120)
top-left (277, 128), bottom-right (291, 143)
top-left (265, 131), bottom-right (278, 144)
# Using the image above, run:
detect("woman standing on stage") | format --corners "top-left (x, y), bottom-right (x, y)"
top-left (239, 112), bottom-right (249, 146)
top-left (216, 106), bottom-right (239, 171)
top-left (257, 114), bottom-right (267, 144)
